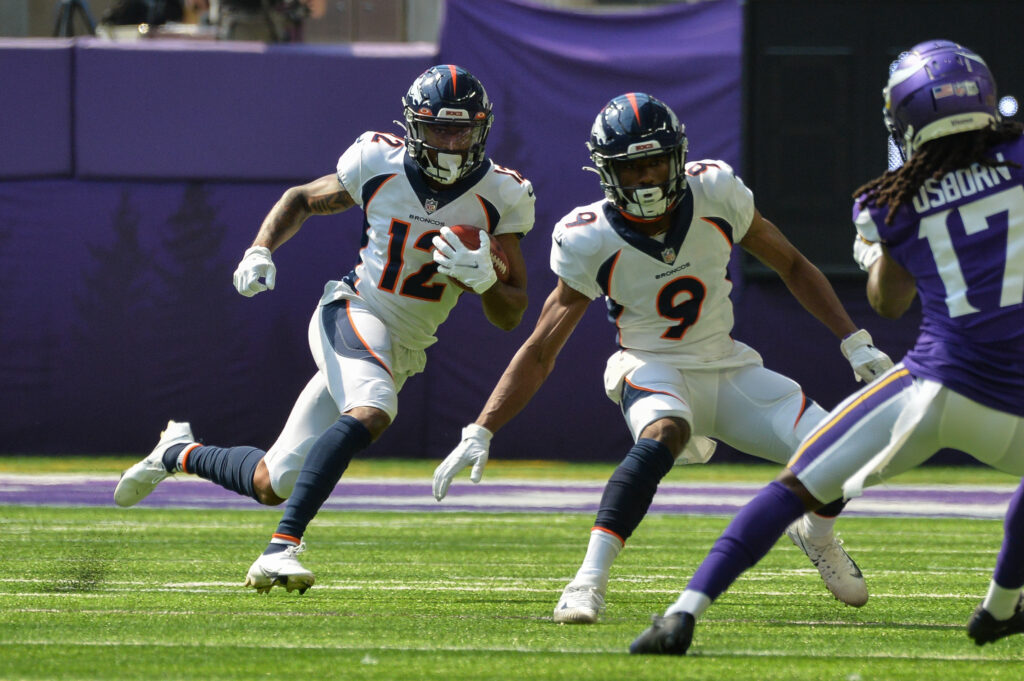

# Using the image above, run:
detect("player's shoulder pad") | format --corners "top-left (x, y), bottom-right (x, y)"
top-left (684, 159), bottom-right (743, 203)
top-left (488, 161), bottom-right (536, 205)
top-left (552, 203), bottom-right (605, 257)
top-left (350, 130), bottom-right (405, 162)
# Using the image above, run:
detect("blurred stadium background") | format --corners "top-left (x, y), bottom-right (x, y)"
top-left (2, 0), bottom-right (1022, 464)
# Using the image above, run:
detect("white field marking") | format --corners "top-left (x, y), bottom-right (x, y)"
top-left (0, 581), bottom-right (981, 600)
top-left (4, 608), bottom-right (975, 627)
top-left (0, 639), bottom-right (1020, 661)
top-left (4, 473), bottom-right (1018, 492)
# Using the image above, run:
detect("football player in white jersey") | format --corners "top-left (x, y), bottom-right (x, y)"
top-left (113, 65), bottom-right (535, 593)
top-left (432, 93), bottom-right (892, 623)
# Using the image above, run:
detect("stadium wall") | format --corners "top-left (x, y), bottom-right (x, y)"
top-left (1, 0), bottom-right (921, 464)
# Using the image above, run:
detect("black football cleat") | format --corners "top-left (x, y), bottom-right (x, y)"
top-left (968, 595), bottom-right (1024, 646)
top-left (629, 612), bottom-right (695, 655)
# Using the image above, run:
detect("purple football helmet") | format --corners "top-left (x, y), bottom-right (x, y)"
top-left (884, 40), bottom-right (1000, 159)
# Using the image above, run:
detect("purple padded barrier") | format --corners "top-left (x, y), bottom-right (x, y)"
top-left (0, 39), bottom-right (74, 178)
top-left (0, 179), bottom-right (346, 453)
top-left (2, 2), bottom-right (910, 465)
top-left (73, 39), bottom-right (437, 180)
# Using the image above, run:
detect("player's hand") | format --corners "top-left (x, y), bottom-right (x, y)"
top-left (840, 329), bottom-right (893, 383)
top-left (233, 246), bottom-right (276, 297)
top-left (433, 423), bottom-right (493, 501)
top-left (432, 227), bottom-right (497, 294)
top-left (853, 235), bottom-right (883, 272)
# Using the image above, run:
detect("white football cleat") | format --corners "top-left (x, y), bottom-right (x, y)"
top-left (553, 583), bottom-right (606, 624)
top-left (245, 543), bottom-right (315, 595)
top-left (113, 420), bottom-right (194, 507)
top-left (786, 515), bottom-right (868, 607)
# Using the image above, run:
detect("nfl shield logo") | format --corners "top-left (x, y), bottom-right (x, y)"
top-left (424, 198), bottom-right (439, 214)
top-left (661, 247), bottom-right (676, 264)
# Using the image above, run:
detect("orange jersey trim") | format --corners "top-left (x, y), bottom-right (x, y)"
top-left (700, 216), bottom-right (732, 246)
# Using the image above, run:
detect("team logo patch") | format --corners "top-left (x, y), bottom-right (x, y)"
top-left (424, 198), bottom-right (439, 214)
top-left (661, 247), bottom-right (676, 264)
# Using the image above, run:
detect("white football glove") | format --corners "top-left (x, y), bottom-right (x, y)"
top-left (233, 246), bottom-right (276, 297)
top-left (840, 329), bottom-right (893, 383)
top-left (431, 227), bottom-right (497, 294)
top-left (433, 423), bottom-right (493, 501)
top-left (853, 235), bottom-right (883, 273)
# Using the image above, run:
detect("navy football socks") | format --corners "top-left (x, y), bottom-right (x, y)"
top-left (162, 444), bottom-right (187, 472)
top-left (594, 438), bottom-right (675, 541)
top-left (271, 415), bottom-right (372, 544)
top-left (182, 444), bottom-right (265, 500)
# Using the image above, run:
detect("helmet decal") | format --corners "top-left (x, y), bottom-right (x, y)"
top-left (625, 92), bottom-right (642, 124)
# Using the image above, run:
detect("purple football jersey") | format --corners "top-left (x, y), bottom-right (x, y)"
top-left (855, 135), bottom-right (1024, 416)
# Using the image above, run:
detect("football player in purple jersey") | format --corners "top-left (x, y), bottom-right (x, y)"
top-left (630, 40), bottom-right (1024, 655)
top-left (113, 65), bottom-right (536, 593)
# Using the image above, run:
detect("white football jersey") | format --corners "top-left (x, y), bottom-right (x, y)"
top-left (551, 160), bottom-right (754, 364)
top-left (333, 131), bottom-right (535, 350)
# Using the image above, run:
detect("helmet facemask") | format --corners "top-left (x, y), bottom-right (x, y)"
top-left (590, 144), bottom-right (687, 219)
top-left (404, 111), bottom-right (491, 185)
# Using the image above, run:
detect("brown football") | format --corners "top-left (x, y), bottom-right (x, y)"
top-left (441, 224), bottom-right (511, 285)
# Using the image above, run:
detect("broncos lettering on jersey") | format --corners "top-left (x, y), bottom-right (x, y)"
top-left (551, 159), bottom-right (754, 364)
top-left (332, 130), bottom-right (534, 350)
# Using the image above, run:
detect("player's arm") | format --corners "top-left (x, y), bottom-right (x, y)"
top-left (251, 174), bottom-right (355, 251)
top-left (233, 174), bottom-right (355, 297)
top-left (477, 278), bottom-right (590, 431)
top-left (740, 209), bottom-right (858, 337)
top-left (478, 233), bottom-right (529, 331)
top-left (867, 247), bottom-right (917, 319)
top-left (432, 279), bottom-right (590, 500)
top-left (740, 209), bottom-right (893, 381)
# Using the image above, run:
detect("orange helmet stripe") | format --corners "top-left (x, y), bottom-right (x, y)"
top-left (625, 92), bottom-right (641, 123)
top-left (448, 64), bottom-right (458, 91)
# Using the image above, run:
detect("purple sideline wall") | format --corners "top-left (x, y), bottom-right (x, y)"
top-left (0, 39), bottom-right (74, 178)
top-left (1, 0), bottom-right (918, 462)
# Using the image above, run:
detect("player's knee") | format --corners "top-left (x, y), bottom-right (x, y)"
top-left (252, 460), bottom-right (287, 506)
top-left (776, 469), bottom-right (822, 512)
top-left (639, 416), bottom-right (690, 458)
top-left (345, 406), bottom-right (392, 441)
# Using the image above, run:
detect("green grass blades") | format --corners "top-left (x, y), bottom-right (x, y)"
top-left (2, 507), bottom-right (1023, 680)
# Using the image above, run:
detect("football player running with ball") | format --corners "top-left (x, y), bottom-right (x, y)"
top-left (433, 92), bottom-right (892, 623)
top-left (114, 65), bottom-right (535, 593)
top-left (630, 40), bottom-right (1024, 656)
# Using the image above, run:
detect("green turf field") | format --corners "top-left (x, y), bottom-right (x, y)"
top-left (3, 460), bottom-right (1023, 679)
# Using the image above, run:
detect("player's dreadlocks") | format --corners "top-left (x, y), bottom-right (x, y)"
top-left (854, 120), bottom-right (1024, 224)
